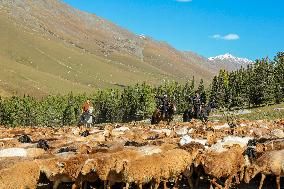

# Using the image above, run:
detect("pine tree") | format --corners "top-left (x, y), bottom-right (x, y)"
top-left (198, 79), bottom-right (207, 104)
top-left (274, 52), bottom-right (284, 103)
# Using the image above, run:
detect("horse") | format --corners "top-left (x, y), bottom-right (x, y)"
top-left (151, 101), bottom-right (176, 125)
top-left (183, 102), bottom-right (214, 123)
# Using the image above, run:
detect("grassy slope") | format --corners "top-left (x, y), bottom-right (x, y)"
top-left (210, 103), bottom-right (284, 121)
top-left (0, 13), bottom-right (174, 97)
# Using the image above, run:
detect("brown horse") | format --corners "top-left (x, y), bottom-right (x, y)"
top-left (151, 101), bottom-right (176, 124)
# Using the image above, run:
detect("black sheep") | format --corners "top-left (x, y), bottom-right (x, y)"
top-left (80, 130), bottom-right (90, 137)
top-left (37, 139), bottom-right (49, 151)
top-left (18, 134), bottom-right (32, 143)
top-left (58, 146), bottom-right (77, 153)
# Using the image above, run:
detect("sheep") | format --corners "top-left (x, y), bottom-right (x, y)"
top-left (37, 139), bottom-right (50, 150)
top-left (35, 157), bottom-right (72, 189)
top-left (78, 159), bottom-right (100, 189)
top-left (81, 149), bottom-right (143, 189)
top-left (36, 155), bottom-right (91, 189)
top-left (0, 147), bottom-right (46, 158)
top-left (18, 134), bottom-right (32, 143)
top-left (120, 148), bottom-right (198, 189)
top-left (255, 139), bottom-right (284, 153)
top-left (195, 144), bottom-right (245, 189)
top-left (0, 160), bottom-right (40, 189)
top-left (160, 148), bottom-right (199, 189)
top-left (179, 142), bottom-right (205, 188)
top-left (206, 131), bottom-right (218, 146)
top-left (244, 149), bottom-right (284, 189)
top-left (120, 153), bottom-right (162, 189)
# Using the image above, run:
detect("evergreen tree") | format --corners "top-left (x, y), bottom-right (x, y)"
top-left (274, 52), bottom-right (284, 103)
top-left (198, 79), bottom-right (207, 104)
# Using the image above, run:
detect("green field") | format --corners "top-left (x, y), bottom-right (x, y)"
top-left (209, 103), bottom-right (284, 122)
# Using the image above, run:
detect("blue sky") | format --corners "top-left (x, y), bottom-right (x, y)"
top-left (62, 0), bottom-right (284, 60)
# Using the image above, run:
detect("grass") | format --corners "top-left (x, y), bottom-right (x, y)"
top-left (209, 103), bottom-right (284, 122)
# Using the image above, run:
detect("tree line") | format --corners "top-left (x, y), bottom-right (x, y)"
top-left (209, 52), bottom-right (284, 109)
top-left (0, 52), bottom-right (283, 127)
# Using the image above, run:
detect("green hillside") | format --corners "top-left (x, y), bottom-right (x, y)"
top-left (0, 0), bottom-right (216, 98)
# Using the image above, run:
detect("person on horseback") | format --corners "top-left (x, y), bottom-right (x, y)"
top-left (191, 90), bottom-right (201, 119)
top-left (156, 94), bottom-right (169, 118)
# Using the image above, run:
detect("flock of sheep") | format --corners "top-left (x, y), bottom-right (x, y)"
top-left (0, 119), bottom-right (283, 189)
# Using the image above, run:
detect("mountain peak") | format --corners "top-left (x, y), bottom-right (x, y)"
top-left (207, 53), bottom-right (253, 71)
top-left (208, 53), bottom-right (253, 65)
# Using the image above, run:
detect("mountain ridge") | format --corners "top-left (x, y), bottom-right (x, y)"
top-left (208, 53), bottom-right (253, 71)
top-left (0, 0), bottom-right (250, 97)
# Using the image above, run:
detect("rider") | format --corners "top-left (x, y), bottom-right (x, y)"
top-left (191, 90), bottom-right (201, 118)
top-left (156, 94), bottom-right (169, 118)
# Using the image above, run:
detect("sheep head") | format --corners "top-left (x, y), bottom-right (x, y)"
top-left (37, 159), bottom-right (65, 180)
top-left (244, 165), bottom-right (259, 183)
top-left (81, 159), bottom-right (97, 175)
top-left (113, 159), bottom-right (128, 174)
top-left (193, 152), bottom-right (205, 167)
top-left (255, 143), bottom-right (266, 153)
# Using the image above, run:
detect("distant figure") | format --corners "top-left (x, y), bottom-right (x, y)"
top-left (152, 94), bottom-right (176, 124)
top-left (192, 91), bottom-right (201, 118)
top-left (78, 100), bottom-right (94, 127)
top-left (156, 94), bottom-right (169, 118)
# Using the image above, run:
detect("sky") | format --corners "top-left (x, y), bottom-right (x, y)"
top-left (62, 0), bottom-right (284, 60)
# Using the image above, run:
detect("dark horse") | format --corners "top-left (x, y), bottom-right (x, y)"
top-left (183, 102), bottom-right (216, 123)
top-left (151, 101), bottom-right (176, 124)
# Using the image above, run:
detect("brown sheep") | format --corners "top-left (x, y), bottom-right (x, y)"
top-left (244, 149), bottom-right (284, 189)
top-left (120, 153), bottom-right (162, 189)
top-left (0, 160), bottom-right (40, 189)
top-left (36, 155), bottom-right (91, 189)
top-left (35, 157), bottom-right (73, 189)
top-left (160, 148), bottom-right (199, 189)
top-left (255, 139), bottom-right (284, 153)
top-left (120, 148), bottom-right (198, 189)
top-left (81, 149), bottom-right (143, 189)
top-left (195, 145), bottom-right (245, 189)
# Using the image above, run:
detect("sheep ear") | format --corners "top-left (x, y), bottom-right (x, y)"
top-left (122, 160), bottom-right (128, 168)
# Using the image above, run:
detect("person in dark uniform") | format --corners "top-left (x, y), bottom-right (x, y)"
top-left (156, 94), bottom-right (169, 118)
top-left (191, 91), bottom-right (201, 118)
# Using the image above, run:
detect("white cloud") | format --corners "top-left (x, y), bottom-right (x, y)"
top-left (223, 34), bottom-right (240, 40)
top-left (211, 33), bottom-right (240, 41)
top-left (176, 0), bottom-right (192, 2)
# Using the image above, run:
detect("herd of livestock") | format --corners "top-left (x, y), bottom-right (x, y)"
top-left (0, 119), bottom-right (283, 189)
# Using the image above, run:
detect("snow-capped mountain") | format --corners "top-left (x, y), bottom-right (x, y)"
top-left (208, 53), bottom-right (253, 71)
top-left (209, 53), bottom-right (253, 64)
